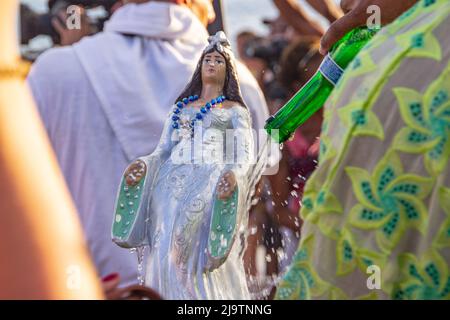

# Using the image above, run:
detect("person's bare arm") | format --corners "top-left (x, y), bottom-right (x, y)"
top-left (273, 0), bottom-right (325, 37)
top-left (306, 0), bottom-right (343, 23)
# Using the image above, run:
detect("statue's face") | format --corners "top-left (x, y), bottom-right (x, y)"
top-left (201, 50), bottom-right (226, 86)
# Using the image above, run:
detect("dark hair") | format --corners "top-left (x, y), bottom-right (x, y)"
top-left (278, 37), bottom-right (322, 90)
top-left (175, 47), bottom-right (247, 108)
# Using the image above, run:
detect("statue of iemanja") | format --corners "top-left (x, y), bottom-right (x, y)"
top-left (112, 31), bottom-right (266, 299)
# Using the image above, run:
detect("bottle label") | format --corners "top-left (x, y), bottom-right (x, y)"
top-left (319, 54), bottom-right (344, 86)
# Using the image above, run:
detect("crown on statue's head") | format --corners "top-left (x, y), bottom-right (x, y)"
top-left (204, 31), bottom-right (233, 55)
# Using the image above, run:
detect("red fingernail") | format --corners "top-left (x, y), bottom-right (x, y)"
top-left (102, 273), bottom-right (119, 282)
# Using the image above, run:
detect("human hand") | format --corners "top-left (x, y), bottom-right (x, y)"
top-left (51, 7), bottom-right (92, 46)
top-left (320, 0), bottom-right (418, 54)
top-left (102, 273), bottom-right (163, 300)
top-left (191, 0), bottom-right (216, 27)
top-left (216, 171), bottom-right (237, 200)
top-left (273, 0), bottom-right (325, 37)
top-left (306, 0), bottom-right (344, 23)
top-left (102, 273), bottom-right (122, 300)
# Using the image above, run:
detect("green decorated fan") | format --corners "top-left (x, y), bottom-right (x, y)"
top-left (207, 186), bottom-right (239, 267)
top-left (112, 158), bottom-right (150, 248)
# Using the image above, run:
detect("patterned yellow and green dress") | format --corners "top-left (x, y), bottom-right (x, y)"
top-left (276, 0), bottom-right (450, 300)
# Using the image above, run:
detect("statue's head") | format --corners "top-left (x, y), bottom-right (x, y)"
top-left (176, 31), bottom-right (247, 108)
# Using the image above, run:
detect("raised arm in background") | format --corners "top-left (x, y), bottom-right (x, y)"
top-left (306, 0), bottom-right (343, 23)
top-left (273, 0), bottom-right (325, 37)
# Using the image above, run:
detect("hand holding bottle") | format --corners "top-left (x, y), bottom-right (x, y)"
top-left (320, 0), bottom-right (419, 54)
top-left (265, 26), bottom-right (379, 143)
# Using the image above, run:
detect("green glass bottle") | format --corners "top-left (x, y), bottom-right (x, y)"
top-left (265, 27), bottom-right (379, 143)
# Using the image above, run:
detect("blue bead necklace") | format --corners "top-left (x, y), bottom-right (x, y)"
top-left (172, 94), bottom-right (227, 132)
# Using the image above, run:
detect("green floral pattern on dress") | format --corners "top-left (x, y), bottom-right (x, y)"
top-left (330, 51), bottom-right (379, 107)
top-left (392, 250), bottom-right (450, 299)
top-left (301, 189), bottom-right (342, 220)
top-left (388, 0), bottom-right (446, 36)
top-left (318, 135), bottom-right (337, 164)
top-left (434, 187), bottom-right (450, 248)
top-left (275, 235), bottom-right (329, 299)
top-left (346, 152), bottom-right (433, 253)
top-left (329, 287), bottom-right (380, 300)
top-left (338, 101), bottom-right (384, 140)
top-left (276, 0), bottom-right (450, 300)
top-left (301, 185), bottom-right (343, 239)
top-left (393, 63), bottom-right (450, 176)
top-left (396, 28), bottom-right (442, 61)
top-left (336, 228), bottom-right (387, 276)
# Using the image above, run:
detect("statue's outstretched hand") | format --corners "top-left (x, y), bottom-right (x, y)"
top-left (216, 171), bottom-right (236, 200)
top-left (124, 159), bottom-right (147, 186)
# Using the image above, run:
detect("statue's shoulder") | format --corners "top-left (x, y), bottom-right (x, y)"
top-left (221, 100), bottom-right (244, 110)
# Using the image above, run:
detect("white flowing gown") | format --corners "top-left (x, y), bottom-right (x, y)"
top-left (143, 104), bottom-right (256, 299)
